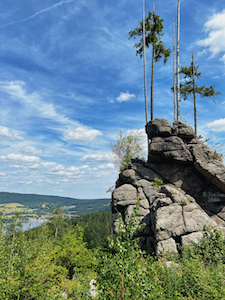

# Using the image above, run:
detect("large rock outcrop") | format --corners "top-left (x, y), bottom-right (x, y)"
top-left (111, 119), bottom-right (225, 255)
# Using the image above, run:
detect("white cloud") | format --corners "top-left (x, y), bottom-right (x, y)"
top-left (0, 126), bottom-right (23, 140)
top-left (68, 166), bottom-right (80, 173)
top-left (63, 126), bottom-right (102, 143)
top-left (22, 146), bottom-right (43, 155)
top-left (0, 172), bottom-right (6, 176)
top-left (207, 118), bottom-right (225, 132)
top-left (197, 10), bottom-right (225, 58)
top-left (18, 181), bottom-right (32, 185)
top-left (98, 163), bottom-right (115, 170)
top-left (116, 91), bottom-right (135, 102)
top-left (80, 151), bottom-right (111, 163)
top-left (0, 154), bottom-right (40, 164)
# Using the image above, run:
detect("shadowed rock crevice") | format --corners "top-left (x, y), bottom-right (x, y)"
top-left (111, 119), bottom-right (225, 255)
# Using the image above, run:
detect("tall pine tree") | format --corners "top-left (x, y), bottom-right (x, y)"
top-left (129, 9), bottom-right (171, 120)
top-left (179, 54), bottom-right (221, 136)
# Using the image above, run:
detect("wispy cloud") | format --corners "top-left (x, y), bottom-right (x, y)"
top-left (0, 80), bottom-right (78, 127)
top-left (0, 0), bottom-right (75, 28)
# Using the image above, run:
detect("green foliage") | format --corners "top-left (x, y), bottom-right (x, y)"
top-left (151, 177), bottom-right (163, 187)
top-left (128, 10), bottom-right (171, 63)
top-left (67, 210), bottom-right (112, 250)
top-left (97, 206), bottom-right (152, 299)
top-left (52, 226), bottom-right (96, 279)
top-left (111, 130), bottom-right (145, 171)
top-left (179, 61), bottom-right (221, 102)
top-left (3, 210), bottom-right (225, 299)
top-left (197, 134), bottom-right (210, 144)
top-left (171, 61), bottom-right (221, 103)
top-left (96, 213), bottom-right (225, 299)
top-left (48, 203), bottom-right (64, 247)
top-left (0, 213), bottom-right (96, 299)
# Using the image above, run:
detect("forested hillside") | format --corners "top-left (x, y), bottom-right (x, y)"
top-left (0, 192), bottom-right (110, 220)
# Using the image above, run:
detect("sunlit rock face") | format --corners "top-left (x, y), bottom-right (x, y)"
top-left (111, 119), bottom-right (225, 255)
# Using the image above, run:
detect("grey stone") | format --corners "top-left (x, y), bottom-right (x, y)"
top-left (119, 169), bottom-right (141, 185)
top-left (151, 195), bottom-right (173, 211)
top-left (131, 163), bottom-right (163, 182)
top-left (153, 204), bottom-right (185, 241)
top-left (160, 184), bottom-right (191, 205)
top-left (146, 118), bottom-right (172, 139)
top-left (188, 142), bottom-right (214, 163)
top-left (156, 238), bottom-right (178, 256)
top-left (111, 119), bottom-right (225, 255)
top-left (181, 232), bottom-right (203, 246)
top-left (89, 279), bottom-right (99, 298)
top-left (173, 120), bottom-right (195, 139)
top-left (112, 184), bottom-right (138, 206)
top-left (183, 203), bottom-right (216, 232)
top-left (150, 136), bottom-right (193, 163)
top-left (195, 160), bottom-right (225, 193)
top-left (136, 179), bottom-right (159, 205)
top-left (112, 213), bottom-right (121, 233)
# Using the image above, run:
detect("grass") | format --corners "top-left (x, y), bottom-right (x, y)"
top-left (0, 203), bottom-right (28, 216)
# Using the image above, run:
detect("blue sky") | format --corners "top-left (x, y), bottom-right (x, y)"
top-left (0, 0), bottom-right (224, 199)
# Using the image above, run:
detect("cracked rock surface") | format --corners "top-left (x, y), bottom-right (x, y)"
top-left (111, 119), bottom-right (225, 255)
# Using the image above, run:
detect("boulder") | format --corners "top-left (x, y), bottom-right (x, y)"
top-left (172, 120), bottom-right (195, 139)
top-left (195, 160), bottom-right (225, 193)
top-left (146, 118), bottom-right (171, 139)
top-left (181, 232), bottom-right (203, 246)
top-left (111, 119), bottom-right (225, 255)
top-left (149, 136), bottom-right (193, 163)
top-left (156, 238), bottom-right (178, 255)
top-left (188, 142), bottom-right (214, 163)
top-left (112, 184), bottom-right (138, 207)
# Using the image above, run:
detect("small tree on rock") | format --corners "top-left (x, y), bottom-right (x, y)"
top-left (111, 130), bottom-right (144, 171)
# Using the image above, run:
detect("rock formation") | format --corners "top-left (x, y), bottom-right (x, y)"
top-left (111, 119), bottom-right (225, 255)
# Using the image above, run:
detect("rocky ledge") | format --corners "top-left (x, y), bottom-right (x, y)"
top-left (111, 119), bottom-right (225, 255)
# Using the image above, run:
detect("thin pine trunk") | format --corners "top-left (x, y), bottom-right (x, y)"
top-left (192, 52), bottom-right (197, 137)
top-left (176, 0), bottom-right (180, 121)
top-left (173, 18), bottom-right (176, 121)
top-left (151, 47), bottom-right (154, 120)
top-left (143, 0), bottom-right (148, 125)
top-left (150, 4), bottom-right (155, 121)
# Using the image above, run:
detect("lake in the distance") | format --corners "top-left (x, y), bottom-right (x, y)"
top-left (22, 220), bottom-right (45, 231)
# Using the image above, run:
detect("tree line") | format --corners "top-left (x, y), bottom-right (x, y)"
top-left (128, 1), bottom-right (221, 138)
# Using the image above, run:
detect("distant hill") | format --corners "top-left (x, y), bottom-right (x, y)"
top-left (0, 192), bottom-right (111, 219)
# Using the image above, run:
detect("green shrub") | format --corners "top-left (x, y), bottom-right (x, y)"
top-left (152, 177), bottom-right (163, 187)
